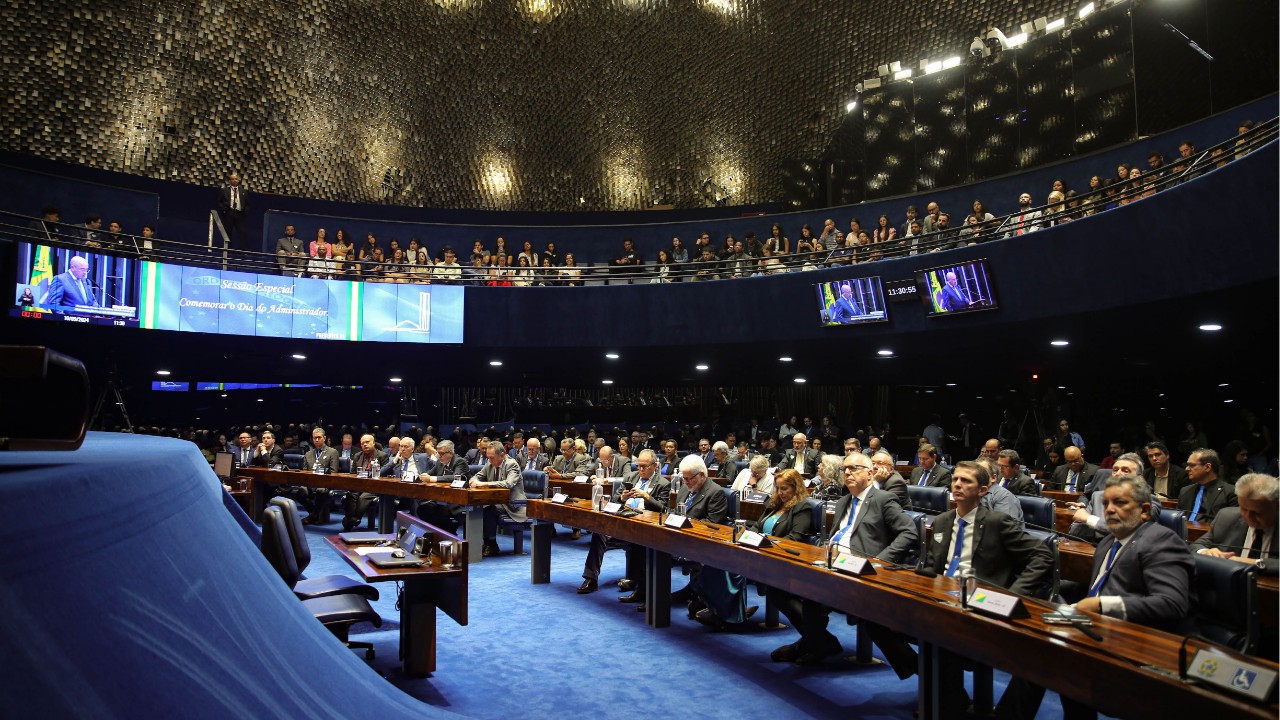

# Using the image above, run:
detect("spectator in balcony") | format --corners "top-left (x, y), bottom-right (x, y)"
top-left (517, 240), bottom-right (538, 268)
top-left (872, 214), bottom-right (896, 244)
top-left (670, 236), bottom-right (689, 263)
top-left (361, 247), bottom-right (384, 280)
top-left (652, 248), bottom-right (675, 283)
top-left (717, 234), bottom-right (736, 259)
top-left (819, 218), bottom-right (840, 251)
top-left (901, 220), bottom-right (925, 255)
top-left (744, 231), bottom-right (763, 257)
top-left (1115, 163), bottom-right (1131, 185)
top-left (850, 229), bottom-right (873, 260)
top-left (795, 224), bottom-right (818, 256)
top-left (493, 236), bottom-right (512, 267)
top-left (307, 230), bottom-right (333, 279)
top-left (1146, 150), bottom-right (1166, 178)
top-left (32, 205), bottom-right (63, 244)
top-left (537, 256), bottom-right (558, 286)
top-left (217, 172), bottom-right (249, 251)
top-left (276, 224), bottom-right (305, 277)
top-left (692, 246), bottom-right (719, 281)
top-left (411, 250), bottom-right (433, 283)
top-left (759, 246), bottom-right (785, 274)
top-left (611, 238), bottom-right (642, 283)
top-left (384, 248), bottom-right (408, 283)
top-left (922, 202), bottom-right (942, 234)
top-left (1050, 178), bottom-right (1066, 196)
top-left (1171, 139), bottom-right (1203, 183)
top-left (511, 254), bottom-right (534, 286)
top-left (960, 200), bottom-right (995, 244)
top-left (1045, 190), bottom-right (1066, 226)
top-left (470, 239), bottom-right (486, 259)
top-left (1006, 192), bottom-right (1042, 237)
top-left (769, 224), bottom-right (789, 255)
top-left (560, 252), bottom-right (583, 286)
top-left (898, 205), bottom-right (920, 238)
top-left (824, 233), bottom-right (853, 267)
top-left (1082, 175), bottom-right (1105, 215)
top-left (692, 231), bottom-right (712, 258)
top-left (76, 213), bottom-right (103, 247)
top-left (728, 240), bottom-right (752, 277)
top-left (929, 213), bottom-right (958, 251)
top-left (542, 241), bottom-right (559, 267)
top-left (433, 247), bottom-right (462, 284)
top-left (357, 233), bottom-right (379, 264)
top-left (332, 229), bottom-right (354, 275)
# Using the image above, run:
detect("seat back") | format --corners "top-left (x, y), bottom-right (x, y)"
top-left (901, 509), bottom-right (930, 566)
top-left (1193, 553), bottom-right (1259, 656)
top-left (722, 487), bottom-right (739, 521)
top-left (1022, 528), bottom-right (1061, 601)
top-left (1018, 495), bottom-right (1056, 531)
top-left (907, 485), bottom-right (949, 514)
top-left (338, 457), bottom-right (352, 474)
top-left (260, 505), bottom-right (301, 589)
top-left (807, 497), bottom-right (825, 542)
top-left (521, 470), bottom-right (548, 499)
top-left (268, 496), bottom-right (312, 571)
top-left (283, 453), bottom-right (304, 470)
top-left (468, 463), bottom-right (483, 477)
top-left (1156, 508), bottom-right (1188, 540)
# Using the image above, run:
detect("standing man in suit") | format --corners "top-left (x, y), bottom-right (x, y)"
top-left (1145, 441), bottom-right (1189, 500)
top-left (250, 430), bottom-right (285, 468)
top-left (469, 441), bottom-right (525, 557)
top-left (871, 450), bottom-right (910, 508)
top-left (299, 427), bottom-right (341, 524)
top-left (1050, 446), bottom-right (1099, 493)
top-left (578, 449), bottom-right (671, 595)
top-left (999, 474), bottom-right (1194, 719)
top-left (777, 433), bottom-right (819, 475)
top-left (276, 224), bottom-right (305, 276)
top-left (44, 255), bottom-right (98, 308)
top-left (1179, 448), bottom-right (1238, 523)
top-left (911, 444), bottom-right (952, 488)
top-left (218, 171), bottom-right (249, 251)
top-left (995, 449), bottom-right (1039, 496)
top-left (1192, 473), bottom-right (1278, 575)
top-left (929, 461), bottom-right (1053, 720)
top-left (341, 434), bottom-right (392, 531)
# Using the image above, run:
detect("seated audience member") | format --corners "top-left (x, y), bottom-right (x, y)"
top-left (1069, 453), bottom-right (1144, 543)
top-left (1005, 193), bottom-right (1042, 237)
top-left (911, 443), bottom-right (951, 488)
top-left (658, 439), bottom-right (682, 478)
top-left (777, 433), bottom-right (819, 475)
top-left (1050, 446), bottom-right (1099, 493)
top-left (230, 430), bottom-right (256, 468)
top-left (1099, 440), bottom-right (1126, 469)
top-left (464, 437), bottom-right (489, 465)
top-left (975, 457), bottom-right (1024, 523)
top-left (928, 461), bottom-right (1053, 720)
top-left (730, 455), bottom-right (776, 495)
top-left (810, 453), bottom-right (846, 500)
top-left (276, 224), bottom-right (305, 276)
top-left (379, 437), bottom-right (431, 480)
top-left (516, 437), bottom-right (549, 471)
top-left (710, 441), bottom-right (737, 484)
top-left (1191, 472), bottom-right (1278, 575)
top-left (1139, 441), bottom-right (1186, 500)
top-left (341, 434), bottom-right (391, 531)
top-left (250, 430), bottom-right (285, 467)
top-left (1179, 448), bottom-right (1238, 522)
top-left (994, 449), bottom-right (1039, 496)
top-left (870, 450), bottom-right (909, 507)
top-left (978, 438), bottom-right (1001, 461)
top-left (468, 441), bottom-right (525, 557)
top-left (297, 427), bottom-right (341, 524)
top-left (670, 455), bottom-right (728, 608)
top-left (546, 438), bottom-right (587, 481)
top-left (577, 449), bottom-right (671, 596)
top-left (591, 445), bottom-right (628, 479)
top-left (999, 474), bottom-right (1194, 720)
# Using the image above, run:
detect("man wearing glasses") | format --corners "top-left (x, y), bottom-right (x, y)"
top-left (232, 431), bottom-right (255, 468)
top-left (299, 427), bottom-right (341, 524)
top-left (1178, 448), bottom-right (1238, 522)
top-left (577, 449), bottom-right (670, 597)
top-left (671, 455), bottom-right (729, 611)
top-left (870, 450), bottom-right (910, 508)
top-left (250, 430), bottom-right (284, 468)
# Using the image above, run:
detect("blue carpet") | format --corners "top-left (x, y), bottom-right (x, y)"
top-left (298, 519), bottom-right (1074, 719)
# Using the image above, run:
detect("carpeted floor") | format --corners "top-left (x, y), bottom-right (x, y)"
top-left (300, 519), bottom-right (1071, 719)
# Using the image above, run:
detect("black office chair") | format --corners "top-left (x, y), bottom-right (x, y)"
top-left (907, 485), bottom-right (948, 515)
top-left (1022, 527), bottom-right (1062, 601)
top-left (282, 452), bottom-right (305, 470)
top-left (260, 505), bottom-right (382, 659)
top-left (1018, 495), bottom-right (1056, 532)
top-left (1193, 553), bottom-right (1260, 657)
top-left (268, 497), bottom-right (379, 601)
top-left (496, 470), bottom-right (549, 555)
top-left (722, 487), bottom-right (739, 522)
top-left (1156, 508), bottom-right (1189, 540)
top-left (338, 457), bottom-right (352, 474)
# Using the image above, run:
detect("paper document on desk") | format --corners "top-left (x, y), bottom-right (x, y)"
top-left (354, 546), bottom-right (394, 556)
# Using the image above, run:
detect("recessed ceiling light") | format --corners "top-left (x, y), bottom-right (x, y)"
top-left (605, 353), bottom-right (620, 359)
top-left (695, 364), bottom-right (709, 371)
top-left (220, 394), bottom-right (227, 398)
top-left (1050, 340), bottom-right (1069, 346)
top-left (778, 356), bottom-right (793, 362)
top-left (1218, 383), bottom-right (1229, 387)
top-left (945, 383), bottom-right (956, 387)
top-left (256, 398), bottom-right (263, 402)
top-left (794, 378), bottom-right (806, 383)
top-left (1058, 385), bottom-right (1066, 389)
top-left (1198, 324), bottom-right (1222, 332)
top-left (489, 360), bottom-right (503, 366)
top-left (291, 354), bottom-right (306, 360)
top-left (389, 377), bottom-right (402, 383)
top-left (877, 350), bottom-right (894, 356)
top-left (155, 370), bottom-right (170, 376)
top-left (1224, 399), bottom-right (1234, 403)
top-left (975, 396), bottom-right (984, 399)
top-left (602, 379), bottom-right (614, 385)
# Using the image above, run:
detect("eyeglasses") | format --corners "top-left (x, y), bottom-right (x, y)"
top-left (843, 465), bottom-right (872, 473)
top-left (636, 462), bottom-right (654, 469)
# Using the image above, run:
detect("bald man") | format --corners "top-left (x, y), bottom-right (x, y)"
top-left (1050, 446), bottom-right (1100, 494)
top-left (45, 255), bottom-right (98, 308)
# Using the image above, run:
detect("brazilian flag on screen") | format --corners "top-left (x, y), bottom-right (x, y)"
top-left (823, 281), bottom-right (837, 316)
top-left (928, 272), bottom-right (945, 313)
top-left (29, 245), bottom-right (54, 296)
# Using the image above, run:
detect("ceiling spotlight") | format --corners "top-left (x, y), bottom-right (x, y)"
top-left (605, 353), bottom-right (620, 359)
top-left (1224, 399), bottom-right (1234, 403)
top-left (389, 377), bottom-right (402, 383)
top-left (893, 68), bottom-right (913, 80)
top-left (220, 393), bottom-right (227, 398)
top-left (155, 370), bottom-right (171, 376)
top-left (489, 360), bottom-right (503, 366)
top-left (695, 364), bottom-right (709, 371)
top-left (877, 349), bottom-right (894, 356)
top-left (291, 354), bottom-right (306, 360)
top-left (602, 379), bottom-right (614, 385)
top-left (1218, 383), bottom-right (1229, 387)
top-left (1078, 2), bottom-right (1095, 19)
top-left (1198, 324), bottom-right (1223, 331)
top-left (1050, 340), bottom-right (1070, 346)
top-left (794, 378), bottom-right (806, 384)
top-left (1046, 17), bottom-right (1066, 32)
top-left (1007, 32), bottom-right (1029, 47)
top-left (257, 398), bottom-right (264, 402)
top-left (945, 383), bottom-right (957, 387)
top-left (778, 356), bottom-right (793, 362)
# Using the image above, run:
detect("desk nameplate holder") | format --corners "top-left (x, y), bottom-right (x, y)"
top-left (450, 479), bottom-right (466, 488)
top-left (832, 553), bottom-right (877, 576)
top-left (737, 530), bottom-right (772, 549)
top-left (663, 513), bottom-right (691, 529)
top-left (1186, 649), bottom-right (1278, 703)
top-left (551, 493), bottom-right (569, 504)
top-left (966, 588), bottom-right (1028, 619)
top-left (602, 501), bottom-right (623, 514)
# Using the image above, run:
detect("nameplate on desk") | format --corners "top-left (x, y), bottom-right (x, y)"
top-left (966, 588), bottom-right (1028, 619)
top-left (832, 553), bottom-right (877, 576)
top-left (551, 493), bottom-right (569, 504)
top-left (744, 492), bottom-right (770, 503)
top-left (573, 475), bottom-right (589, 483)
top-left (737, 530), bottom-right (772, 548)
top-left (450, 479), bottom-right (467, 488)
top-left (663, 513), bottom-right (691, 529)
top-left (1187, 648), bottom-right (1278, 702)
top-left (602, 501), bottom-right (623, 514)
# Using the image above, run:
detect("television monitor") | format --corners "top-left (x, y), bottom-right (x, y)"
top-left (915, 258), bottom-right (998, 317)
top-left (9, 242), bottom-right (141, 327)
top-left (814, 276), bottom-right (889, 326)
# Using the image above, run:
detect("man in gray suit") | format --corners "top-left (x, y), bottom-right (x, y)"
top-left (1191, 473), bottom-right (1278, 575)
top-left (276, 224), bottom-right (305, 276)
top-left (516, 437), bottom-right (549, 472)
top-left (469, 441), bottom-right (525, 557)
top-left (298, 427), bottom-right (341, 524)
top-left (910, 443), bottom-right (952, 488)
top-left (578, 449), bottom-right (671, 595)
top-left (671, 454), bottom-right (729, 608)
top-left (871, 450), bottom-right (910, 508)
top-left (546, 438), bottom-right (587, 482)
top-left (776, 433), bottom-right (819, 475)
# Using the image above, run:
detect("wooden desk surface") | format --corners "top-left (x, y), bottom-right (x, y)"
top-left (243, 466), bottom-right (510, 505)
top-left (1042, 489), bottom-right (1178, 510)
top-left (529, 499), bottom-right (1275, 719)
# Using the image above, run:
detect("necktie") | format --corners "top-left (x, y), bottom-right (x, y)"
top-left (1088, 541), bottom-right (1121, 597)
top-left (1190, 485), bottom-right (1205, 520)
top-left (684, 491), bottom-right (696, 513)
top-left (794, 452), bottom-right (804, 471)
top-left (831, 498), bottom-right (861, 546)
top-left (232, 187), bottom-right (240, 210)
top-left (1246, 529), bottom-right (1266, 560)
top-left (628, 478), bottom-right (648, 510)
top-left (945, 518), bottom-right (967, 577)
top-left (919, 468), bottom-right (930, 487)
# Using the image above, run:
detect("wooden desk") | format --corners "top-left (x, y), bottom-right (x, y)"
top-left (528, 499), bottom-right (1275, 720)
top-left (1042, 489), bottom-right (1177, 510)
top-left (324, 512), bottom-right (467, 677)
top-left (1051, 506), bottom-right (1208, 541)
top-left (243, 467), bottom-right (509, 562)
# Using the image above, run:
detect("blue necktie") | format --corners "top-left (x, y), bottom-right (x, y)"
top-left (919, 468), bottom-right (930, 487)
top-left (1067, 471), bottom-right (1078, 492)
top-left (945, 518), bottom-right (967, 577)
top-left (1190, 485), bottom-right (1205, 520)
top-left (684, 491), bottom-right (696, 513)
top-left (627, 478), bottom-right (648, 510)
top-left (1088, 541), bottom-right (1121, 597)
top-left (830, 498), bottom-right (860, 546)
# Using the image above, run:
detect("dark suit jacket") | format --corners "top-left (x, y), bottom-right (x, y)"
top-left (879, 471), bottom-right (910, 508)
top-left (997, 472), bottom-right (1040, 497)
top-left (591, 454), bottom-right (628, 478)
top-left (1049, 462), bottom-right (1100, 492)
top-left (1190, 508), bottom-right (1278, 575)
top-left (379, 453), bottom-right (432, 478)
top-left (714, 459), bottom-right (738, 484)
top-left (928, 506), bottom-right (1053, 597)
top-left (45, 271), bottom-right (97, 308)
top-left (1144, 465), bottom-right (1191, 500)
top-left (429, 454), bottom-right (471, 478)
top-left (219, 184), bottom-right (249, 214)
top-left (349, 449), bottom-right (388, 474)
top-left (613, 470), bottom-right (671, 513)
top-left (831, 488), bottom-right (917, 564)
top-left (776, 448), bottom-right (818, 475)
top-left (1092, 522), bottom-right (1196, 633)
top-left (750, 500), bottom-right (813, 542)
top-left (1178, 478), bottom-right (1239, 522)
top-left (250, 446), bottom-right (285, 467)
top-left (302, 446), bottom-right (340, 473)
top-left (676, 479), bottom-right (728, 524)
top-left (910, 463), bottom-right (952, 489)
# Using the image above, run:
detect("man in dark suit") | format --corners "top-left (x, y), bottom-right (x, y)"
top-left (995, 449), bottom-right (1039, 496)
top-left (297, 427), bottom-right (341, 524)
top-left (341, 434), bottom-right (392, 531)
top-left (1144, 441), bottom-right (1190, 500)
top-left (275, 224), bottom-right (305, 276)
top-left (428, 439), bottom-right (470, 477)
top-left (1178, 448), bottom-right (1238, 523)
top-left (578, 449), bottom-right (671, 595)
top-left (515, 438), bottom-right (549, 472)
top-left (229, 430), bottom-right (255, 468)
top-left (463, 437), bottom-right (489, 465)
top-left (250, 430), bottom-right (285, 468)
top-left (694, 437), bottom-right (715, 468)
top-left (910, 443), bottom-right (952, 488)
top-left (218, 171), bottom-right (249, 251)
top-left (827, 282), bottom-right (866, 323)
top-left (469, 441), bottom-right (526, 557)
top-left (1049, 446), bottom-right (1099, 493)
top-left (589, 445), bottom-right (628, 479)
top-left (1191, 473), bottom-right (1278, 575)
top-left (871, 450), bottom-right (910, 508)
top-left (44, 255), bottom-right (98, 308)
top-left (937, 270), bottom-right (972, 312)
top-left (999, 474), bottom-right (1195, 719)
top-left (776, 433), bottom-right (819, 475)
top-left (772, 453), bottom-right (919, 669)
top-left (378, 437), bottom-right (432, 480)
top-left (671, 454), bottom-right (729, 607)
